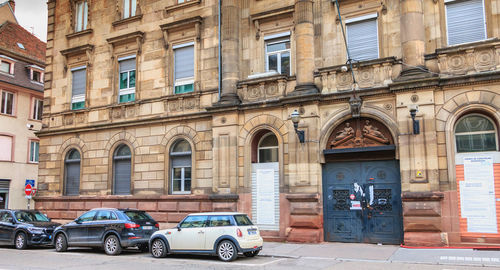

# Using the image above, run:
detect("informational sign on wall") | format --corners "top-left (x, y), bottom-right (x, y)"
top-left (460, 156), bottom-right (497, 233)
top-left (256, 169), bottom-right (276, 225)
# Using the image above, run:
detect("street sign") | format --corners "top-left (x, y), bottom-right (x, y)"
top-left (25, 184), bottom-right (33, 196)
top-left (25, 179), bottom-right (35, 187)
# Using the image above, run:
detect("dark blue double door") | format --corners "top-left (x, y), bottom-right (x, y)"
top-left (323, 160), bottom-right (402, 244)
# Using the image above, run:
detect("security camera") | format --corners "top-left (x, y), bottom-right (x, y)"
top-left (408, 104), bottom-right (419, 114)
top-left (340, 66), bottom-right (348, 73)
top-left (27, 124), bottom-right (34, 130)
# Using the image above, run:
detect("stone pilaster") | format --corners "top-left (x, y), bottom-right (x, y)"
top-left (397, 0), bottom-right (431, 80)
top-left (291, 0), bottom-right (318, 95)
top-left (217, 0), bottom-right (241, 106)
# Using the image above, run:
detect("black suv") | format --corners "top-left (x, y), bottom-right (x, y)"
top-left (0, 209), bottom-right (60, 249)
top-left (53, 208), bottom-right (159, 255)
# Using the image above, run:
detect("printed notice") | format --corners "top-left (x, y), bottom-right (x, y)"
top-left (461, 156), bottom-right (497, 233)
top-left (256, 169), bottom-right (276, 225)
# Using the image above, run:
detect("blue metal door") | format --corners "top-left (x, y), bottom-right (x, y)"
top-left (323, 160), bottom-right (402, 244)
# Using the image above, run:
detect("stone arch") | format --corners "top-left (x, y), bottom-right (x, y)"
top-left (319, 106), bottom-right (400, 163)
top-left (435, 90), bottom-right (500, 186)
top-left (239, 114), bottom-right (289, 191)
top-left (58, 139), bottom-right (86, 196)
top-left (161, 125), bottom-right (202, 150)
top-left (107, 140), bottom-right (136, 195)
top-left (104, 131), bottom-right (139, 153)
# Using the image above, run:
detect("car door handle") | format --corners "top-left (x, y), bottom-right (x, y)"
top-left (198, 231), bottom-right (204, 234)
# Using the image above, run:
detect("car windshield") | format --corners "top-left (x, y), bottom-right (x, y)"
top-left (15, 211), bottom-right (50, 222)
top-left (123, 211), bottom-right (152, 221)
top-left (234, 215), bottom-right (253, 226)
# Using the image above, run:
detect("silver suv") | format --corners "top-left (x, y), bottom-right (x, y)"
top-left (149, 212), bottom-right (263, 262)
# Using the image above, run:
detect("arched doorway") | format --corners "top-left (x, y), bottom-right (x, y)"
top-left (322, 117), bottom-right (402, 244)
top-left (251, 130), bottom-right (280, 231)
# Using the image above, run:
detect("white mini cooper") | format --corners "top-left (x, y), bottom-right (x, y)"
top-left (149, 212), bottom-right (263, 262)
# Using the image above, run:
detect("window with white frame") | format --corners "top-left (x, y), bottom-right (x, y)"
top-left (71, 66), bottom-right (86, 110)
top-left (445, 0), bottom-right (486, 46)
top-left (455, 114), bottom-right (497, 153)
top-left (258, 133), bottom-right (279, 163)
top-left (74, 0), bottom-right (88, 32)
top-left (118, 55), bottom-right (136, 103)
top-left (1, 91), bottom-right (14, 115)
top-left (123, 0), bottom-right (137, 19)
top-left (346, 14), bottom-right (379, 62)
top-left (174, 43), bottom-right (194, 94)
top-left (32, 70), bottom-right (41, 82)
top-left (265, 33), bottom-right (291, 76)
top-left (170, 140), bottom-right (192, 194)
top-left (0, 61), bottom-right (12, 74)
top-left (32, 98), bottom-right (43, 120)
top-left (0, 135), bottom-right (12, 161)
top-left (29, 140), bottom-right (39, 163)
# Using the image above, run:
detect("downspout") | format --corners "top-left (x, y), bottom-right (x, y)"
top-left (218, 0), bottom-right (222, 101)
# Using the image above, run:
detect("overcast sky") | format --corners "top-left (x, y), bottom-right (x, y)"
top-left (1, 0), bottom-right (47, 42)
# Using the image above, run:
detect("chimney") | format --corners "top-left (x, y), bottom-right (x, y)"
top-left (8, 0), bottom-right (15, 13)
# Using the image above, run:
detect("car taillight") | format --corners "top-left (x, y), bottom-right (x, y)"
top-left (125, 223), bottom-right (140, 229)
top-left (236, 228), bottom-right (243, 237)
top-left (155, 223), bottom-right (159, 228)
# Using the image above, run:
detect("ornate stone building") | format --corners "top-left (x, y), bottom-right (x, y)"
top-left (37, 0), bottom-right (500, 246)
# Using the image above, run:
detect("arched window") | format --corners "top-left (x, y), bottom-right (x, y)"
top-left (170, 139), bottom-right (191, 194)
top-left (113, 144), bottom-right (131, 195)
top-left (455, 114), bottom-right (498, 153)
top-left (258, 133), bottom-right (278, 163)
top-left (64, 149), bottom-right (81, 196)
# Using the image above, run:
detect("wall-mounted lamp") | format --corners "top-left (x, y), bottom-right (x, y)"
top-left (290, 110), bottom-right (305, 143)
top-left (409, 104), bottom-right (420, 135)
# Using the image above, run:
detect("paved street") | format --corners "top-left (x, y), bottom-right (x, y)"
top-left (1, 242), bottom-right (500, 270)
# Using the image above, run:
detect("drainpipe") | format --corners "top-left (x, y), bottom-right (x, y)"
top-left (218, 0), bottom-right (222, 101)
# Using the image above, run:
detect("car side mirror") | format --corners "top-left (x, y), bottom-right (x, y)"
top-left (7, 217), bottom-right (15, 224)
top-left (177, 225), bottom-right (181, 231)
top-left (75, 218), bottom-right (82, 224)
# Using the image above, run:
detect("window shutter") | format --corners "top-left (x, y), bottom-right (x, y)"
top-left (65, 162), bottom-right (80, 196)
top-left (119, 58), bottom-right (136, 72)
top-left (172, 155), bottom-right (191, 167)
top-left (446, 0), bottom-right (486, 45)
top-left (346, 18), bottom-right (379, 61)
top-left (174, 46), bottom-right (194, 81)
top-left (0, 179), bottom-right (9, 190)
top-left (72, 69), bottom-right (86, 97)
top-left (114, 159), bottom-right (131, 195)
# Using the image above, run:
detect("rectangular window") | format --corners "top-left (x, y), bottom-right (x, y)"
top-left (174, 43), bottom-right (194, 94)
top-left (346, 14), bottom-right (379, 61)
top-left (29, 140), bottom-right (39, 163)
top-left (445, 0), bottom-right (486, 45)
top-left (1, 91), bottom-right (14, 115)
top-left (265, 33), bottom-right (291, 76)
top-left (75, 1), bottom-right (88, 32)
top-left (0, 136), bottom-right (12, 161)
top-left (71, 66), bottom-right (86, 110)
top-left (172, 167), bottom-right (191, 194)
top-left (0, 61), bottom-right (11, 74)
top-left (118, 56), bottom-right (136, 103)
top-left (32, 98), bottom-right (43, 120)
top-left (32, 70), bottom-right (41, 82)
top-left (123, 0), bottom-right (137, 18)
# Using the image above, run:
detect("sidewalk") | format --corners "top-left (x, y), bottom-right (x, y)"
top-left (260, 242), bottom-right (500, 267)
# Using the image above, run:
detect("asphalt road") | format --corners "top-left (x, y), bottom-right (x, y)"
top-left (0, 246), bottom-right (496, 270)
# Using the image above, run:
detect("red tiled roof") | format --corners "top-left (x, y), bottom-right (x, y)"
top-left (0, 21), bottom-right (45, 63)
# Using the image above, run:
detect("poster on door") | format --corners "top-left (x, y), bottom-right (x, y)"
top-left (256, 169), bottom-right (276, 225)
top-left (460, 156), bottom-right (497, 233)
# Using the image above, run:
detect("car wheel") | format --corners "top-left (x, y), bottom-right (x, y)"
top-left (138, 243), bottom-right (149, 252)
top-left (217, 240), bottom-right (237, 262)
top-left (243, 250), bottom-right (260, 257)
top-left (150, 238), bottom-right (167, 258)
top-left (15, 232), bottom-right (27, 250)
top-left (55, 233), bottom-right (68, 252)
top-left (104, 235), bottom-right (122, 256)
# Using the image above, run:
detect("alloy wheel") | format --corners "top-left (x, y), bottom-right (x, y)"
top-left (15, 233), bottom-right (25, 249)
top-left (105, 237), bottom-right (118, 253)
top-left (151, 239), bottom-right (165, 258)
top-left (218, 241), bottom-right (235, 261)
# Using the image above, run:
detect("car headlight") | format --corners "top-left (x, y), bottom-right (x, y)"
top-left (27, 227), bottom-right (45, 234)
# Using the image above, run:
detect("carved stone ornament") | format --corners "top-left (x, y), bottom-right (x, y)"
top-left (327, 118), bottom-right (394, 149)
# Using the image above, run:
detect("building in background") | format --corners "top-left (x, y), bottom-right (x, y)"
top-left (37, 0), bottom-right (500, 247)
top-left (0, 0), bottom-right (45, 209)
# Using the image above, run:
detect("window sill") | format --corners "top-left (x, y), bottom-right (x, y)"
top-left (437, 38), bottom-right (500, 55)
top-left (165, 0), bottom-right (201, 13)
top-left (28, 119), bottom-right (42, 122)
top-left (112, 15), bottom-right (143, 27)
top-left (66, 29), bottom-right (93, 39)
top-left (0, 71), bottom-right (14, 77)
top-left (0, 113), bottom-right (16, 118)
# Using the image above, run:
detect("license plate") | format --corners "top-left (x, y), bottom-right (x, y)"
top-left (248, 230), bottom-right (257, 235)
top-left (142, 226), bottom-right (153, 230)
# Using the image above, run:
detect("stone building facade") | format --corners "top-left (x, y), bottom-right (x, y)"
top-left (37, 0), bottom-right (500, 246)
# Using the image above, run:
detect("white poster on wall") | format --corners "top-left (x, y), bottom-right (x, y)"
top-left (256, 169), bottom-right (276, 225)
top-left (461, 156), bottom-right (497, 233)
